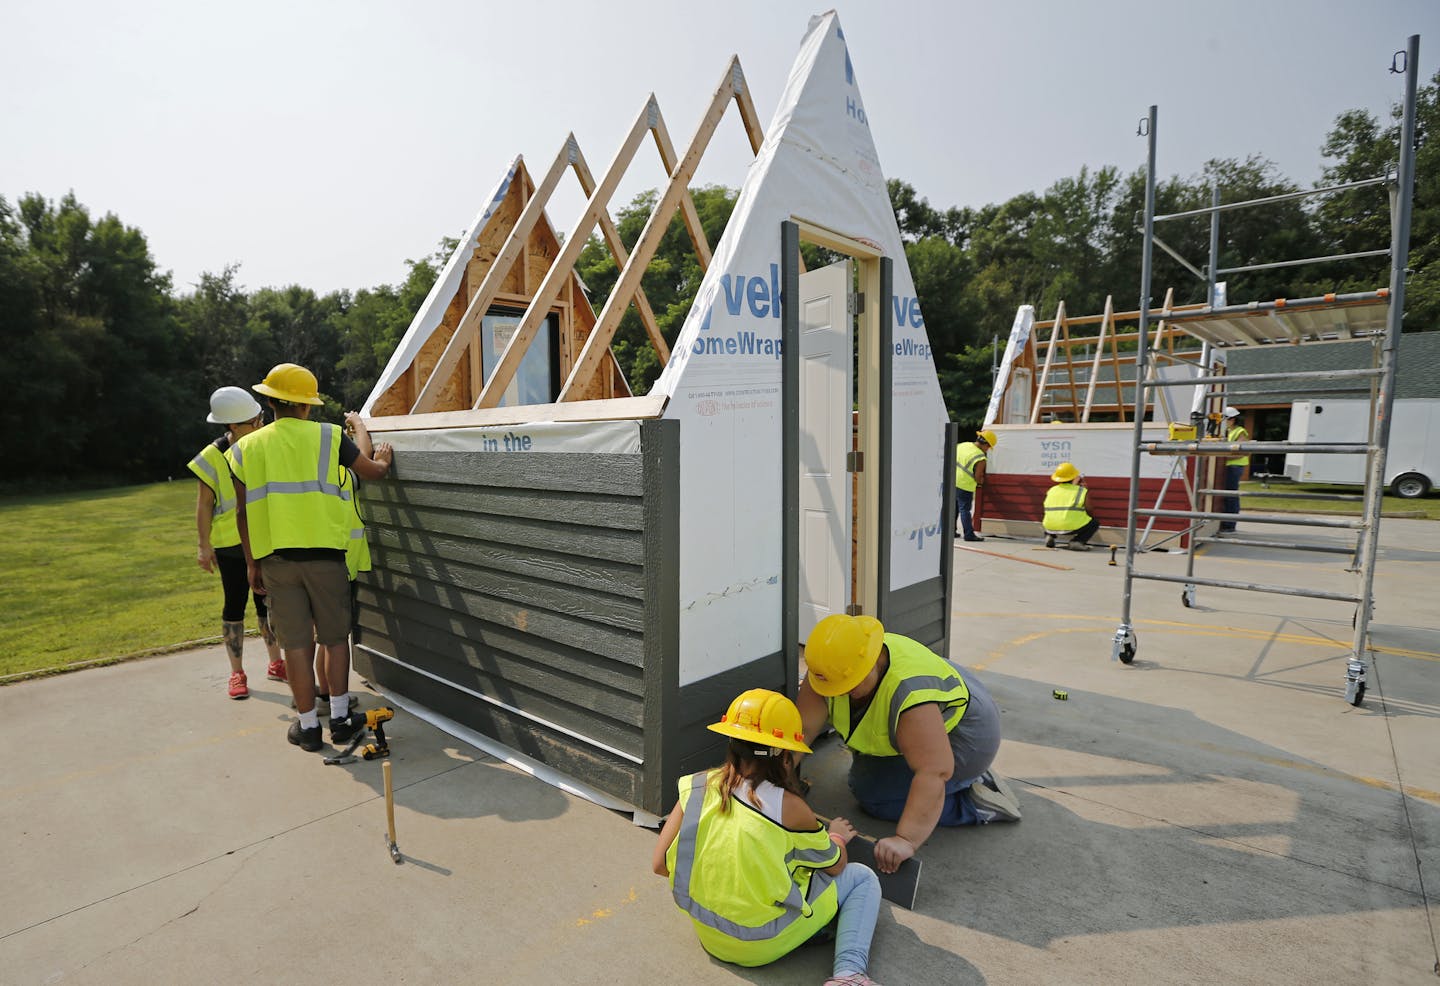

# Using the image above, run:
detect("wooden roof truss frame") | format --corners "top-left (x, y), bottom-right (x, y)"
top-left (1027, 289), bottom-right (1206, 423)
top-left (407, 58), bottom-right (765, 416)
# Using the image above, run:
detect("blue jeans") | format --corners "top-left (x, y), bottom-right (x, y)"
top-left (847, 667), bottom-right (1002, 826)
top-left (830, 863), bottom-right (881, 978)
top-left (955, 487), bottom-right (975, 538)
top-left (1221, 464), bottom-right (1244, 530)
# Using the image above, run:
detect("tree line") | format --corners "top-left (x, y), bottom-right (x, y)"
top-left (1, 74), bottom-right (1432, 489)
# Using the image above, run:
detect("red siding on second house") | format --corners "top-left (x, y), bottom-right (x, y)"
top-left (978, 469), bottom-right (1197, 542)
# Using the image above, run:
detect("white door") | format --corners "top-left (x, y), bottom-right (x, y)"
top-left (798, 260), bottom-right (853, 639)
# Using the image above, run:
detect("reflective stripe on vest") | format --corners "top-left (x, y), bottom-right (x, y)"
top-left (825, 634), bottom-right (969, 756)
top-left (343, 469), bottom-right (371, 580)
top-left (667, 771), bottom-right (839, 962)
top-left (187, 441), bottom-right (241, 549)
top-left (1043, 482), bottom-right (1090, 534)
top-left (955, 442), bottom-right (986, 492)
top-left (227, 418), bottom-right (351, 559)
top-left (1226, 425), bottom-right (1250, 466)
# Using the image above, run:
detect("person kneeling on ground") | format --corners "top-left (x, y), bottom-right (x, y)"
top-left (654, 689), bottom-right (884, 986)
top-left (1042, 462), bottom-right (1101, 551)
top-left (798, 615), bottom-right (1020, 876)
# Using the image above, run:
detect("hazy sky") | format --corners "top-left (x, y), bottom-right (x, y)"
top-left (3, 0), bottom-right (1434, 296)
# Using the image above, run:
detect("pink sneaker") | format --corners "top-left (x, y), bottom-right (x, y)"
top-left (228, 671), bottom-right (249, 700)
top-left (266, 659), bottom-right (287, 682)
top-left (824, 976), bottom-right (882, 986)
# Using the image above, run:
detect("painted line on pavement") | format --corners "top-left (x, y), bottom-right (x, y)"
top-left (966, 613), bottom-right (1440, 807)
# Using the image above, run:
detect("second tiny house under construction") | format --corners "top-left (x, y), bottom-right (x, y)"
top-left (351, 13), bottom-right (957, 816)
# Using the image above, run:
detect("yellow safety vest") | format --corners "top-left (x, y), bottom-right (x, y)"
top-left (666, 770), bottom-right (840, 967)
top-left (825, 634), bottom-right (970, 757)
top-left (955, 442), bottom-right (986, 492)
top-left (343, 469), bottom-right (371, 580)
top-left (1042, 482), bottom-right (1091, 534)
top-left (226, 417), bottom-right (352, 560)
top-left (187, 440), bottom-right (241, 549)
top-left (1226, 425), bottom-right (1250, 467)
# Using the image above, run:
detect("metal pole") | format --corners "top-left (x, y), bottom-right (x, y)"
top-left (1115, 105), bottom-right (1157, 663)
top-left (1145, 368), bottom-right (1384, 387)
top-left (1215, 248), bottom-right (1390, 276)
top-left (1187, 184), bottom-right (1221, 588)
top-left (1154, 175), bottom-right (1388, 222)
top-left (1131, 571), bottom-right (1362, 604)
top-left (1348, 34), bottom-right (1419, 704)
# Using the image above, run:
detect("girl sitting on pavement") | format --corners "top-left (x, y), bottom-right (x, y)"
top-left (653, 688), bottom-right (884, 986)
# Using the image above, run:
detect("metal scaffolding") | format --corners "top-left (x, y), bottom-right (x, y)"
top-left (1112, 35), bottom-right (1421, 708)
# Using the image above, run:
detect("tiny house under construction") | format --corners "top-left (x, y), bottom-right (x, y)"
top-left (979, 295), bottom-right (1214, 548)
top-left (352, 13), bottom-right (956, 816)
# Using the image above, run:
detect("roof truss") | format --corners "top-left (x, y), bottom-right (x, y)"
top-left (400, 57), bottom-right (766, 418)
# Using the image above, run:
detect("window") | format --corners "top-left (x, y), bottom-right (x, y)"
top-left (481, 309), bottom-right (559, 406)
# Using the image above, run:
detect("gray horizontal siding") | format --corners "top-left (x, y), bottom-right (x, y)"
top-left (884, 576), bottom-right (947, 652)
top-left (353, 422), bottom-right (679, 812)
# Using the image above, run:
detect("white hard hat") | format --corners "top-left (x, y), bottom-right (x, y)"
top-left (1222, 405), bottom-right (1240, 418)
top-left (207, 386), bottom-right (263, 424)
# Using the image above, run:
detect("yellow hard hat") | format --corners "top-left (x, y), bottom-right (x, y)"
top-left (253, 363), bottom-right (323, 406)
top-left (804, 614), bottom-right (885, 697)
top-left (707, 689), bottom-right (812, 754)
top-left (977, 430), bottom-right (998, 447)
top-left (1051, 462), bottom-right (1080, 482)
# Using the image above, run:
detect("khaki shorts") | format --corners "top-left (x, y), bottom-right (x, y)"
top-left (261, 555), bottom-right (352, 649)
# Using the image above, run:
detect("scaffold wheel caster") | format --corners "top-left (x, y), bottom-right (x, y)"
top-left (1181, 584), bottom-right (1196, 609)
top-left (1112, 625), bottom-right (1138, 665)
top-left (1344, 659), bottom-right (1367, 707)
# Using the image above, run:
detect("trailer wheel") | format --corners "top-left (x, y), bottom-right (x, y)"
top-left (1392, 473), bottom-right (1430, 499)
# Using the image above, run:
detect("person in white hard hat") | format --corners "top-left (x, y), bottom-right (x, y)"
top-left (186, 386), bottom-right (285, 700)
top-left (1219, 406), bottom-right (1249, 533)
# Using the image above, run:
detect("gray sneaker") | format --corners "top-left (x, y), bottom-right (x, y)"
top-left (968, 771), bottom-right (1022, 822)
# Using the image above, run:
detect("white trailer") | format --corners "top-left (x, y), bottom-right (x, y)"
top-left (1285, 398), bottom-right (1440, 498)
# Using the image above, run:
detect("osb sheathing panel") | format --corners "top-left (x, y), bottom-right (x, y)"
top-left (567, 270), bottom-right (615, 403)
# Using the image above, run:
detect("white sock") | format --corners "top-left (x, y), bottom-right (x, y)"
top-left (331, 694), bottom-right (350, 719)
top-left (299, 709), bottom-right (320, 729)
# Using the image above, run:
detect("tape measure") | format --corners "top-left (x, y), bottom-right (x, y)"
top-left (1053, 689), bottom-right (1068, 701)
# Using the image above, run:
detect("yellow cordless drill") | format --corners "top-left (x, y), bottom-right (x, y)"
top-left (324, 706), bottom-right (395, 765)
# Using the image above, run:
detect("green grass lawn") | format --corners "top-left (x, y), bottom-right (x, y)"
top-left (0, 481), bottom-right (225, 679)
top-left (1239, 480), bottom-right (1440, 520)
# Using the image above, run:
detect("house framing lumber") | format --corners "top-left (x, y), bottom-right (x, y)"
top-left (385, 56), bottom-right (765, 423)
top-left (558, 58), bottom-right (765, 402)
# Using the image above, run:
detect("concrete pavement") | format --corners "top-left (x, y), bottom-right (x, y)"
top-left (2, 519), bottom-right (1437, 984)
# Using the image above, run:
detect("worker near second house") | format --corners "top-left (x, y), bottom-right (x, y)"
top-left (227, 363), bottom-right (393, 752)
top-left (954, 429), bottom-right (996, 542)
top-left (797, 614), bottom-right (1020, 877)
top-left (1041, 462), bottom-right (1100, 551)
top-left (1220, 406), bottom-right (1249, 533)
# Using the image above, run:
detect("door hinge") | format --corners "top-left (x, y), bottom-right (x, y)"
top-left (852, 292), bottom-right (865, 316)
top-left (847, 450), bottom-right (863, 472)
